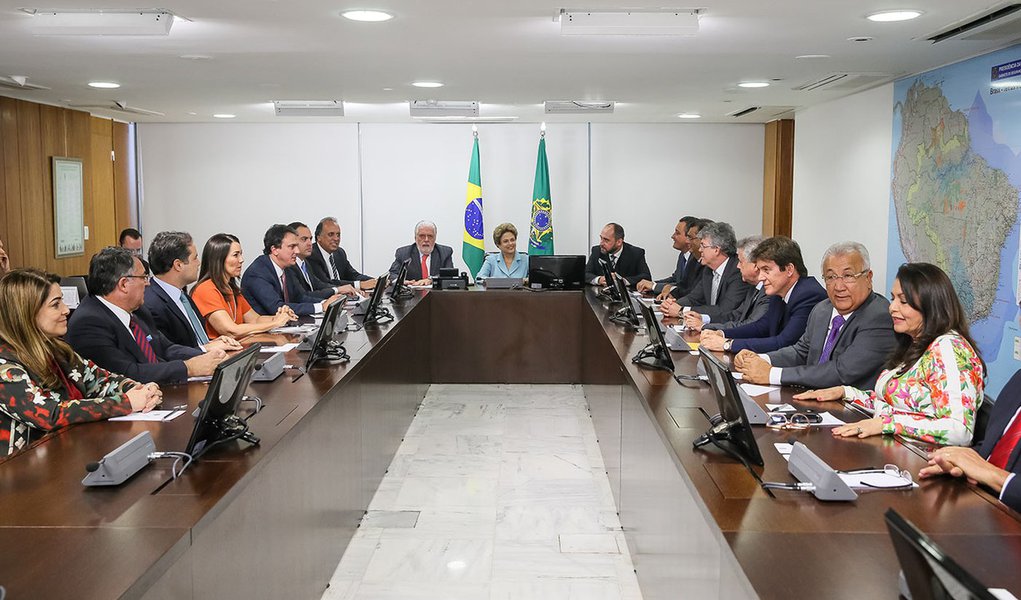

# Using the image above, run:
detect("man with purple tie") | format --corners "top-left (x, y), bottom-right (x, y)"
top-left (733, 241), bottom-right (896, 390)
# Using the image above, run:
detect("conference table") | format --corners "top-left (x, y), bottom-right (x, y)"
top-left (1, 287), bottom-right (1019, 599)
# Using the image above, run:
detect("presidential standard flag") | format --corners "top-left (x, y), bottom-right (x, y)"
top-left (528, 135), bottom-right (553, 255)
top-left (462, 134), bottom-right (485, 277)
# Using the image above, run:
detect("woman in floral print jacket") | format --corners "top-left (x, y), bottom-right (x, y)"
top-left (795, 263), bottom-right (985, 446)
top-left (0, 269), bottom-right (162, 457)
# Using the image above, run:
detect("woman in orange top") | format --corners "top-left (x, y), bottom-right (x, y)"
top-left (191, 234), bottom-right (294, 339)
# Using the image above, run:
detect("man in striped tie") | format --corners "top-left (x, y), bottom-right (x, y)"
top-left (67, 247), bottom-right (227, 384)
top-left (286, 221), bottom-right (362, 300)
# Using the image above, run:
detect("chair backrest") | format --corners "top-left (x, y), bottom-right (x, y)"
top-left (972, 395), bottom-right (995, 447)
top-left (59, 276), bottom-right (89, 310)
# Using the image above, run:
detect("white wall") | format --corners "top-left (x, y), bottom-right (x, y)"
top-left (792, 83), bottom-right (894, 292)
top-left (138, 122), bottom-right (766, 280)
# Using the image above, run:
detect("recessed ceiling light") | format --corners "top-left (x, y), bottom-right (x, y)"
top-left (88, 81), bottom-right (120, 89)
top-left (341, 10), bottom-right (394, 22)
top-left (847, 36), bottom-right (874, 42)
top-left (412, 81), bottom-right (444, 88)
top-left (678, 113), bottom-right (701, 119)
top-left (866, 10), bottom-right (922, 22)
top-left (212, 113), bottom-right (236, 119)
top-left (187, 111), bottom-right (197, 115)
top-left (382, 87), bottom-right (393, 91)
top-left (795, 54), bottom-right (831, 60)
top-left (179, 54), bottom-right (212, 61)
top-left (738, 81), bottom-right (769, 88)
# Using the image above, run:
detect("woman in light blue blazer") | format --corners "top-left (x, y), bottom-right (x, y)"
top-left (476, 223), bottom-right (529, 280)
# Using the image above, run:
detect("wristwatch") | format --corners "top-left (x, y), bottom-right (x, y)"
top-left (723, 339), bottom-right (733, 352)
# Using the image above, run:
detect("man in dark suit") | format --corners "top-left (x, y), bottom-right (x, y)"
top-left (584, 223), bottom-right (652, 288)
top-left (66, 247), bottom-right (225, 384)
top-left (636, 216), bottom-right (703, 299)
top-left (701, 236), bottom-right (827, 354)
top-left (242, 224), bottom-right (346, 316)
top-left (661, 222), bottom-right (751, 322)
top-left (388, 221), bottom-right (454, 285)
top-left (686, 235), bottom-right (772, 331)
top-left (307, 217), bottom-right (377, 291)
top-left (287, 221), bottom-right (361, 300)
top-left (920, 368), bottom-right (1021, 512)
top-left (144, 231), bottom-right (241, 350)
top-left (734, 241), bottom-right (897, 390)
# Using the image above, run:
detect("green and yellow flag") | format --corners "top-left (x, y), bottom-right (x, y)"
top-left (528, 135), bottom-right (553, 255)
top-left (462, 134), bottom-right (485, 277)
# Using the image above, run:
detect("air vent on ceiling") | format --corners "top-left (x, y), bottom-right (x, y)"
top-left (793, 72), bottom-right (894, 92)
top-left (728, 106), bottom-right (760, 118)
top-left (22, 8), bottom-right (176, 36)
top-left (925, 4), bottom-right (1021, 43)
top-left (544, 100), bottom-right (614, 114)
top-left (409, 100), bottom-right (479, 117)
top-left (67, 101), bottom-right (165, 117)
top-left (559, 9), bottom-right (702, 35)
top-left (274, 100), bottom-right (344, 117)
top-left (0, 75), bottom-right (49, 91)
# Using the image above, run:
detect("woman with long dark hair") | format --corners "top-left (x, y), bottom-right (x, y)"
top-left (795, 262), bottom-right (984, 445)
top-left (190, 233), bottom-right (294, 339)
top-left (0, 269), bottom-right (160, 456)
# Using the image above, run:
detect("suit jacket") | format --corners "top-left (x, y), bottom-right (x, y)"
top-left (306, 245), bottom-right (370, 286)
top-left (388, 244), bottom-right (454, 281)
top-left (584, 242), bottom-right (652, 287)
top-left (977, 370), bottom-right (1021, 512)
top-left (66, 296), bottom-right (201, 384)
top-left (672, 257), bottom-right (752, 320)
top-left (723, 276), bottom-right (828, 354)
top-left (705, 284), bottom-right (776, 331)
top-left (144, 279), bottom-right (206, 348)
top-left (241, 254), bottom-right (321, 316)
top-left (765, 292), bottom-right (897, 390)
top-left (286, 261), bottom-right (335, 301)
top-left (655, 252), bottom-right (703, 298)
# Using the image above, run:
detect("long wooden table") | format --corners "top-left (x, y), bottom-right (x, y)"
top-left (0, 288), bottom-right (1018, 599)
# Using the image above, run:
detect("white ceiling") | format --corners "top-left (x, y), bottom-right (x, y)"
top-left (0, 0), bottom-right (1017, 123)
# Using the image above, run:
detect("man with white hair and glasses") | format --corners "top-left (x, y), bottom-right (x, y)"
top-left (388, 221), bottom-right (454, 286)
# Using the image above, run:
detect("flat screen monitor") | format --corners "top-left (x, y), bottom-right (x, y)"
top-left (695, 346), bottom-right (764, 466)
top-left (885, 509), bottom-right (997, 600)
top-left (599, 258), bottom-right (621, 301)
top-left (390, 258), bottom-right (412, 299)
top-left (528, 255), bottom-right (585, 290)
top-left (303, 298), bottom-right (349, 371)
top-left (609, 272), bottom-right (640, 328)
top-left (632, 301), bottom-right (674, 372)
top-left (361, 272), bottom-right (392, 325)
top-left (184, 344), bottom-right (262, 459)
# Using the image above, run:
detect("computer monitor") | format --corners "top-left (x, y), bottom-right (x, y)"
top-left (184, 344), bottom-right (263, 459)
top-left (361, 272), bottom-right (392, 325)
top-left (528, 255), bottom-right (585, 290)
top-left (632, 301), bottom-right (674, 372)
top-left (298, 298), bottom-right (349, 376)
top-left (390, 258), bottom-right (412, 300)
top-left (693, 346), bottom-right (764, 467)
top-left (608, 272), bottom-right (641, 329)
top-left (885, 509), bottom-right (997, 600)
top-left (599, 258), bottom-right (621, 302)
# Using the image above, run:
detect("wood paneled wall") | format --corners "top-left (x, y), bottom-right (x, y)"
top-left (762, 118), bottom-right (795, 237)
top-left (0, 96), bottom-right (134, 276)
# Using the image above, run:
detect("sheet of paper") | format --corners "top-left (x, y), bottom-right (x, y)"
top-left (774, 443), bottom-right (794, 461)
top-left (270, 325), bottom-right (316, 334)
top-left (838, 471), bottom-right (917, 489)
top-left (187, 375), bottom-right (213, 383)
top-left (260, 343), bottom-right (298, 353)
top-left (767, 403), bottom-right (796, 412)
top-left (731, 372), bottom-right (743, 381)
top-left (990, 589), bottom-right (1019, 600)
top-left (687, 342), bottom-right (699, 351)
top-left (817, 412), bottom-right (846, 426)
top-left (740, 383), bottom-right (779, 397)
top-left (408, 284), bottom-right (432, 290)
top-left (109, 409), bottom-right (186, 422)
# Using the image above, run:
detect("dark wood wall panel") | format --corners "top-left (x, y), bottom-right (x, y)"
top-left (762, 118), bottom-right (795, 237)
top-left (0, 95), bottom-right (129, 276)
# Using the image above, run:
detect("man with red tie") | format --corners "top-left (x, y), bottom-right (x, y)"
top-left (66, 247), bottom-right (226, 384)
top-left (388, 221), bottom-right (454, 287)
top-left (920, 369), bottom-right (1021, 512)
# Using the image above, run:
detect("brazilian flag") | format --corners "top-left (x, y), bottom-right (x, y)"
top-left (528, 136), bottom-right (553, 255)
top-left (462, 136), bottom-right (485, 277)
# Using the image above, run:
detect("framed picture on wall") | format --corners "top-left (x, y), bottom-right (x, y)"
top-left (52, 156), bottom-right (85, 258)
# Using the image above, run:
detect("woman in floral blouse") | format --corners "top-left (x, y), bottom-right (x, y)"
top-left (0, 269), bottom-right (162, 456)
top-left (794, 263), bottom-right (984, 446)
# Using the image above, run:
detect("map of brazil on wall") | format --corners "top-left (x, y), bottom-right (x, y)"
top-left (890, 43), bottom-right (1021, 397)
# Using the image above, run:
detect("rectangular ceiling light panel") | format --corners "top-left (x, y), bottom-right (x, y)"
top-left (26, 9), bottom-right (175, 35)
top-left (560, 9), bottom-right (700, 35)
top-left (274, 100), bottom-right (345, 117)
top-left (409, 100), bottom-right (479, 117)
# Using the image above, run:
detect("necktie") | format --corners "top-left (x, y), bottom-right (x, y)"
top-left (609, 253), bottom-right (617, 269)
top-left (329, 254), bottom-right (340, 280)
top-left (818, 314), bottom-right (846, 363)
top-left (421, 254), bottom-right (430, 279)
top-left (300, 262), bottom-right (312, 288)
top-left (988, 410), bottom-right (1021, 469)
top-left (280, 272), bottom-right (290, 302)
top-left (180, 291), bottom-right (210, 345)
top-left (710, 271), bottom-right (722, 304)
top-left (129, 317), bottom-right (159, 364)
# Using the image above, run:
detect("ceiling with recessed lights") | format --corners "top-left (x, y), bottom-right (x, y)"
top-left (0, 1), bottom-right (1015, 123)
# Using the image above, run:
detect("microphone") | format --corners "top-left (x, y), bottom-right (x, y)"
top-left (85, 461), bottom-right (101, 473)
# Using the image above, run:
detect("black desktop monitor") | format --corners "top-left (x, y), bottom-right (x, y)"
top-left (184, 344), bottom-right (263, 459)
top-left (361, 272), bottom-right (392, 325)
top-left (694, 346), bottom-right (764, 466)
top-left (632, 301), bottom-right (674, 372)
top-left (608, 272), bottom-right (641, 328)
top-left (390, 258), bottom-right (412, 300)
top-left (885, 509), bottom-right (997, 600)
top-left (528, 255), bottom-right (585, 290)
top-left (599, 258), bottom-right (621, 302)
top-left (301, 298), bottom-right (350, 373)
